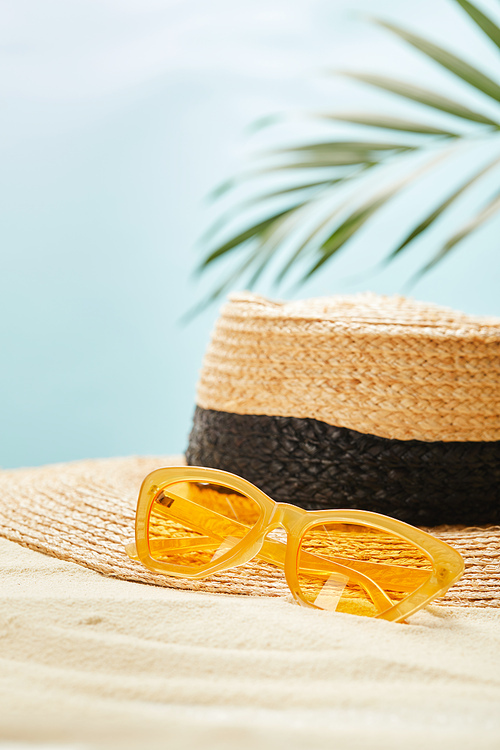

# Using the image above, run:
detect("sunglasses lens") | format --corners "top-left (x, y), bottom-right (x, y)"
top-left (147, 480), bottom-right (262, 570)
top-left (297, 522), bottom-right (433, 617)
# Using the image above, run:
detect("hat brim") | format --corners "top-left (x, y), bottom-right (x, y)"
top-left (0, 456), bottom-right (498, 608)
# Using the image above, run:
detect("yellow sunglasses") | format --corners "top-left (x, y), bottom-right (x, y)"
top-left (126, 466), bottom-right (465, 623)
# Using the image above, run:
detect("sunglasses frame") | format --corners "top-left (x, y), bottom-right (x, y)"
top-left (126, 466), bottom-right (464, 623)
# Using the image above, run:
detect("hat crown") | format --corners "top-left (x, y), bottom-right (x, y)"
top-left (225, 291), bottom-right (500, 337)
top-left (197, 292), bottom-right (500, 442)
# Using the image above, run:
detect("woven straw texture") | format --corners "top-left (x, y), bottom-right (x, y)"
top-left (0, 455), bottom-right (499, 608)
top-left (187, 407), bottom-right (500, 525)
top-left (196, 292), bottom-right (500, 442)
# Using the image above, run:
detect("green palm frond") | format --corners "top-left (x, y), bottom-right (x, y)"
top-left (383, 154), bottom-right (500, 264)
top-left (372, 18), bottom-right (500, 102)
top-left (318, 113), bottom-right (460, 136)
top-left (302, 149), bottom-right (452, 280)
top-left (336, 73), bottom-right (500, 125)
top-left (414, 188), bottom-right (500, 277)
top-left (454, 0), bottom-right (500, 49)
top-left (196, 0), bottom-right (500, 307)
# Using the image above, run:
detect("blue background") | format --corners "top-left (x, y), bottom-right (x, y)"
top-left (1, 0), bottom-right (499, 468)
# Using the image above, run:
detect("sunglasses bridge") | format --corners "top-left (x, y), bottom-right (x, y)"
top-left (229, 502), bottom-right (318, 571)
top-left (249, 500), bottom-right (308, 540)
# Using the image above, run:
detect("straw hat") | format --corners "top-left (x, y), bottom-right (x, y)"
top-left (0, 291), bottom-right (498, 611)
top-left (187, 292), bottom-right (500, 526)
top-left (0, 454), bottom-right (498, 608)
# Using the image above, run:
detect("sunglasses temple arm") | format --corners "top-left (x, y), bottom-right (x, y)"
top-left (125, 541), bottom-right (139, 560)
top-left (125, 536), bottom-right (226, 561)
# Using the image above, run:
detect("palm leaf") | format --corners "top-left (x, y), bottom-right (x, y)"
top-left (183, 251), bottom-right (263, 322)
top-left (276, 200), bottom-right (353, 285)
top-left (263, 156), bottom-right (377, 168)
top-left (440, 190), bottom-right (500, 256)
top-left (194, 4), bottom-right (500, 312)
top-left (303, 194), bottom-right (391, 279)
top-left (246, 206), bottom-right (312, 288)
top-left (188, 204), bottom-right (317, 318)
top-left (275, 165), bottom-right (376, 283)
top-left (251, 179), bottom-right (343, 200)
top-left (213, 155), bottom-right (379, 190)
top-left (208, 141), bottom-right (416, 205)
top-left (341, 72), bottom-right (500, 126)
top-left (198, 208), bottom-right (299, 269)
top-left (302, 151), bottom-right (450, 280)
top-left (269, 140), bottom-right (415, 155)
top-left (318, 112), bottom-right (459, 136)
top-left (200, 179), bottom-right (341, 245)
top-left (374, 18), bottom-right (500, 103)
top-left (201, 163), bottom-right (375, 269)
top-left (410, 189), bottom-right (500, 283)
top-left (454, 0), bottom-right (500, 51)
top-left (385, 153), bottom-right (500, 262)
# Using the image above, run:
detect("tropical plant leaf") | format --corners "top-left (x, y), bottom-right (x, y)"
top-left (439, 189), bottom-right (500, 256)
top-left (259, 155), bottom-right (380, 169)
top-left (193, 6), bottom-right (500, 314)
top-left (318, 112), bottom-right (458, 136)
top-left (188, 204), bottom-right (318, 318)
top-left (269, 140), bottom-right (415, 155)
top-left (183, 251), bottom-right (263, 322)
top-left (275, 165), bottom-right (377, 284)
top-left (410, 189), bottom-right (500, 283)
top-left (207, 144), bottom-right (400, 204)
top-left (302, 195), bottom-right (392, 279)
top-left (454, 0), bottom-right (500, 51)
top-left (226, 155), bottom-right (381, 185)
top-left (206, 172), bottom-right (340, 204)
top-left (246, 206), bottom-right (311, 288)
top-left (200, 159), bottom-right (378, 279)
top-left (200, 179), bottom-right (342, 245)
top-left (302, 151), bottom-right (451, 280)
top-left (252, 179), bottom-right (343, 200)
top-left (385, 153), bottom-right (500, 262)
top-left (199, 208), bottom-right (299, 268)
top-left (276, 200), bottom-right (351, 284)
top-left (374, 18), bottom-right (500, 103)
top-left (341, 72), bottom-right (500, 126)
